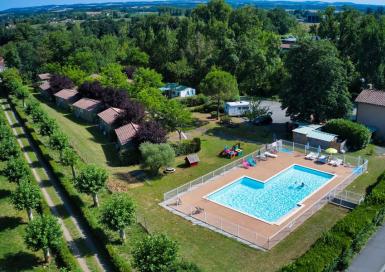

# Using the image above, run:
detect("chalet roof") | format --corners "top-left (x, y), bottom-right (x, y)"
top-left (355, 89), bottom-right (385, 108)
top-left (186, 153), bottom-right (200, 164)
top-left (54, 89), bottom-right (79, 101)
top-left (38, 73), bottom-right (51, 81)
top-left (115, 123), bottom-right (139, 146)
top-left (97, 107), bottom-right (125, 125)
top-left (39, 81), bottom-right (51, 91)
top-left (72, 98), bottom-right (101, 111)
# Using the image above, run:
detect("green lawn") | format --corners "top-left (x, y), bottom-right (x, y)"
top-left (34, 97), bottom-right (385, 271)
top-left (0, 174), bottom-right (58, 271)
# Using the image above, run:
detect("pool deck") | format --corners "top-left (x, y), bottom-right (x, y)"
top-left (166, 151), bottom-right (354, 248)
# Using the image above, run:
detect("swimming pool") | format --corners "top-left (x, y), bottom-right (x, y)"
top-left (206, 165), bottom-right (335, 224)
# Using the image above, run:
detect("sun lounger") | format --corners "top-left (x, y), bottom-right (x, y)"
top-left (305, 152), bottom-right (318, 160)
top-left (256, 154), bottom-right (267, 161)
top-left (316, 155), bottom-right (328, 164)
top-left (329, 158), bottom-right (343, 167)
top-left (265, 151), bottom-right (277, 158)
top-left (242, 160), bottom-right (250, 169)
top-left (247, 158), bottom-right (256, 166)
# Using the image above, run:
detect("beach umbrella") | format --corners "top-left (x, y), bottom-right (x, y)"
top-left (325, 148), bottom-right (338, 155)
top-left (317, 145), bottom-right (322, 154)
top-left (305, 142), bottom-right (310, 154)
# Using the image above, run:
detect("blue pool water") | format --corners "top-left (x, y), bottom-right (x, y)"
top-left (206, 165), bottom-right (334, 223)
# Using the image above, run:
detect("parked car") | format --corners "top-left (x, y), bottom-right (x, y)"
top-left (253, 114), bottom-right (273, 126)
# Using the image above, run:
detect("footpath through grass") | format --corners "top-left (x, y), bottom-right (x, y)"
top-left (36, 97), bottom-right (385, 271)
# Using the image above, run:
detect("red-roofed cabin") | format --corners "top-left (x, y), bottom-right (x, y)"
top-left (72, 98), bottom-right (103, 123)
top-left (38, 73), bottom-right (51, 81)
top-left (355, 88), bottom-right (385, 141)
top-left (54, 89), bottom-right (81, 109)
top-left (97, 107), bottom-right (125, 136)
top-left (185, 154), bottom-right (200, 167)
top-left (115, 123), bottom-right (140, 149)
top-left (38, 80), bottom-right (51, 98)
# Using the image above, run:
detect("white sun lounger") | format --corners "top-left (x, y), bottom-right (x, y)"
top-left (264, 151), bottom-right (277, 158)
top-left (316, 155), bottom-right (328, 164)
top-left (305, 152), bottom-right (318, 160)
top-left (329, 158), bottom-right (343, 167)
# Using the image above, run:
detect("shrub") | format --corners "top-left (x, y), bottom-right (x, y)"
top-left (139, 142), bottom-right (175, 174)
top-left (0, 137), bottom-right (19, 160)
top-left (323, 119), bottom-right (371, 150)
top-left (136, 120), bottom-right (167, 144)
top-left (3, 157), bottom-right (31, 183)
top-left (219, 115), bottom-right (232, 125)
top-left (180, 94), bottom-right (208, 107)
top-left (171, 138), bottom-right (201, 156)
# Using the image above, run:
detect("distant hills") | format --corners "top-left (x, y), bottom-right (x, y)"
top-left (1, 0), bottom-right (384, 14)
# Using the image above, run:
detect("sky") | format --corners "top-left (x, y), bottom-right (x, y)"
top-left (0, 0), bottom-right (384, 11)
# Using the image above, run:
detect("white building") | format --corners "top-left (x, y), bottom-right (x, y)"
top-left (160, 83), bottom-right (196, 98)
top-left (224, 101), bottom-right (250, 116)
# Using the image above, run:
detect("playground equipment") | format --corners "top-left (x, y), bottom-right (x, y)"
top-left (220, 143), bottom-right (243, 159)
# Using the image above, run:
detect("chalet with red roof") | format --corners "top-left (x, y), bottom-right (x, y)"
top-left (54, 89), bottom-right (80, 109)
top-left (355, 88), bottom-right (385, 141)
top-left (72, 98), bottom-right (103, 123)
top-left (115, 122), bottom-right (139, 148)
top-left (38, 73), bottom-right (51, 81)
top-left (97, 107), bottom-right (125, 135)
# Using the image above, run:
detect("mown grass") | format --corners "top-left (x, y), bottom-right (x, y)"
top-left (35, 97), bottom-right (385, 271)
top-left (0, 174), bottom-right (59, 272)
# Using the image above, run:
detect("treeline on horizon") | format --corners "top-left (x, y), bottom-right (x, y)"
top-left (1, 0), bottom-right (385, 121)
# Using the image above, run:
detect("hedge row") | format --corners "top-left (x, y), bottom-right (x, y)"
top-left (11, 98), bottom-right (129, 271)
top-left (280, 174), bottom-right (385, 272)
top-left (171, 138), bottom-right (201, 156)
top-left (323, 119), bottom-right (371, 151)
top-left (0, 105), bottom-right (80, 271)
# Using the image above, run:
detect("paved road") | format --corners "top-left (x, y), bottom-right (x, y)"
top-left (349, 223), bottom-right (385, 272)
top-left (260, 100), bottom-right (291, 124)
top-left (2, 101), bottom-right (111, 271)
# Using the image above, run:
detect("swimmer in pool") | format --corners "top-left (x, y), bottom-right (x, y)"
top-left (300, 182), bottom-right (305, 188)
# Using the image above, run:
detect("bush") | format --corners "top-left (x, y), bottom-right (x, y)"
top-left (171, 138), bottom-right (201, 156)
top-left (140, 142), bottom-right (175, 174)
top-left (323, 119), bottom-right (371, 150)
top-left (0, 136), bottom-right (19, 160)
top-left (219, 115), bottom-right (232, 125)
top-left (180, 94), bottom-right (208, 107)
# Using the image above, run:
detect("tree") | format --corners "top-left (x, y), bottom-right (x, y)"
top-left (39, 116), bottom-right (58, 137)
top-left (15, 84), bottom-right (30, 107)
top-left (100, 194), bottom-right (135, 242)
top-left (11, 179), bottom-right (41, 221)
top-left (159, 100), bottom-right (192, 141)
top-left (200, 69), bottom-right (239, 119)
top-left (245, 98), bottom-right (271, 121)
top-left (132, 234), bottom-right (178, 272)
top-left (49, 131), bottom-right (69, 157)
top-left (117, 99), bottom-right (145, 124)
top-left (49, 74), bottom-right (74, 95)
top-left (133, 67), bottom-right (163, 93)
top-left (3, 157), bottom-right (30, 183)
top-left (136, 121), bottom-right (167, 144)
top-left (61, 147), bottom-right (78, 179)
top-left (74, 165), bottom-right (108, 207)
top-left (24, 215), bottom-right (62, 263)
top-left (139, 142), bottom-right (175, 175)
top-left (136, 87), bottom-right (167, 116)
top-left (267, 8), bottom-right (297, 35)
top-left (0, 137), bottom-right (19, 160)
top-left (281, 40), bottom-right (353, 122)
top-left (100, 63), bottom-right (130, 90)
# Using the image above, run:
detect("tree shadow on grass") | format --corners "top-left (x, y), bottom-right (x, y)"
top-left (0, 189), bottom-right (11, 200)
top-left (0, 251), bottom-right (41, 271)
top-left (0, 216), bottom-right (24, 232)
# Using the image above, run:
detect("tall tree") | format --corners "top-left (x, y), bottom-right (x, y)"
top-left (139, 143), bottom-right (175, 175)
top-left (100, 194), bottom-right (135, 242)
top-left (74, 165), bottom-right (108, 207)
top-left (200, 69), bottom-right (239, 119)
top-left (11, 179), bottom-right (41, 221)
top-left (24, 215), bottom-right (62, 263)
top-left (281, 40), bottom-right (353, 122)
top-left (159, 100), bottom-right (192, 141)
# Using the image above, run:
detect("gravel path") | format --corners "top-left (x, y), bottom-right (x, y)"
top-left (2, 101), bottom-right (111, 272)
